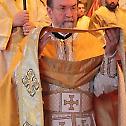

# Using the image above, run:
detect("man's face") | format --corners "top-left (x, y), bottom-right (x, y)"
top-left (105, 0), bottom-right (119, 11)
top-left (77, 3), bottom-right (85, 18)
top-left (47, 0), bottom-right (77, 28)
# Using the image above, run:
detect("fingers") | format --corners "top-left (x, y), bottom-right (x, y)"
top-left (23, 22), bottom-right (35, 35)
top-left (23, 10), bottom-right (29, 23)
top-left (23, 32), bottom-right (29, 36)
top-left (23, 24), bottom-right (30, 35)
top-left (13, 11), bottom-right (29, 27)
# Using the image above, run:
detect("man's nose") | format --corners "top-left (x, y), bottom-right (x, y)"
top-left (65, 8), bottom-right (73, 17)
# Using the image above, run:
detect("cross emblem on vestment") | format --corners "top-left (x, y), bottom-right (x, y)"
top-left (22, 69), bottom-right (39, 97)
top-left (78, 120), bottom-right (89, 126)
top-left (59, 122), bottom-right (65, 126)
top-left (64, 95), bottom-right (79, 110)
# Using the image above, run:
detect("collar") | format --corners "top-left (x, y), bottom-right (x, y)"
top-left (51, 24), bottom-right (72, 40)
top-left (52, 32), bottom-right (72, 40)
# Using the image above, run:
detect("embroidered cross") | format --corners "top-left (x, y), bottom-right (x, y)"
top-left (78, 120), bottom-right (89, 126)
top-left (22, 69), bottom-right (39, 97)
top-left (59, 122), bottom-right (65, 126)
top-left (64, 95), bottom-right (79, 110)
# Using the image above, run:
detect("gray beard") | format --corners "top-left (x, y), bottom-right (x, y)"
top-left (61, 22), bottom-right (75, 28)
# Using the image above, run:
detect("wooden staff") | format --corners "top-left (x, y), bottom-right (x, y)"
top-left (23, 0), bottom-right (26, 10)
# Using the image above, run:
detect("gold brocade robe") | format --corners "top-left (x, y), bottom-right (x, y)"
top-left (0, 5), bottom-right (24, 125)
top-left (39, 30), bottom-right (104, 126)
top-left (0, 4), bottom-right (23, 125)
top-left (77, 16), bottom-right (90, 30)
top-left (0, 26), bottom-right (104, 126)
top-left (0, 3), bottom-right (13, 79)
top-left (39, 31), bottom-right (104, 88)
top-left (0, 1), bottom-right (50, 125)
top-left (0, 27), bottom-right (44, 126)
top-left (0, 26), bottom-right (124, 126)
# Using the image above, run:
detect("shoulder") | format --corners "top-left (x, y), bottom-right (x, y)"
top-left (118, 7), bottom-right (126, 13)
top-left (82, 16), bottom-right (90, 21)
top-left (94, 6), bottom-right (109, 15)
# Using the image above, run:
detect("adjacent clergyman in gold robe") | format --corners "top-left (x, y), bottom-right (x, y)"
top-left (0, 0), bottom-right (51, 80)
top-left (89, 3), bottom-right (126, 50)
top-left (89, 0), bottom-right (126, 125)
top-left (0, 3), bottom-right (12, 80)
top-left (0, 0), bottom-right (50, 126)
top-left (0, 26), bottom-right (45, 126)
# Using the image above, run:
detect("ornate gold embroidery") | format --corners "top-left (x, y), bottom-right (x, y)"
top-left (78, 120), bottom-right (87, 126)
top-left (22, 69), bottom-right (39, 97)
top-left (23, 121), bottom-right (32, 126)
top-left (59, 122), bottom-right (65, 126)
top-left (64, 95), bottom-right (79, 110)
top-left (107, 58), bottom-right (117, 78)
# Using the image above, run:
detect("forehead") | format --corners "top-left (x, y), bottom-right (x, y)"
top-left (78, 3), bottom-right (84, 7)
top-left (53, 0), bottom-right (77, 7)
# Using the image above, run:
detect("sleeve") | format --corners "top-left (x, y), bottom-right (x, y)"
top-left (93, 53), bottom-right (118, 97)
top-left (0, 3), bottom-right (13, 50)
top-left (32, 0), bottom-right (51, 27)
top-left (89, 13), bottom-right (106, 46)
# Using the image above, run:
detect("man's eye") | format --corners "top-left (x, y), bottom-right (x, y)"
top-left (59, 7), bottom-right (65, 11)
top-left (71, 6), bottom-right (77, 10)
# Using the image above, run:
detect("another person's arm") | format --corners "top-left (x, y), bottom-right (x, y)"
top-left (93, 28), bottom-right (120, 97)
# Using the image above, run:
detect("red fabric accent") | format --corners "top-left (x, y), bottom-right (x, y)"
top-left (87, 0), bottom-right (101, 17)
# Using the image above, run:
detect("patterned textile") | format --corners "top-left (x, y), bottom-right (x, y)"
top-left (42, 81), bottom-right (96, 126)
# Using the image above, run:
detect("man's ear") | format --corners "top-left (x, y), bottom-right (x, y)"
top-left (47, 7), bottom-right (53, 19)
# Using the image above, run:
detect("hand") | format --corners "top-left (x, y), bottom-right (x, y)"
top-left (23, 22), bottom-right (36, 35)
top-left (13, 10), bottom-right (29, 27)
top-left (104, 28), bottom-right (120, 56)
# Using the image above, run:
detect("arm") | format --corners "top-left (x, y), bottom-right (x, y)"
top-left (93, 28), bottom-right (120, 97)
top-left (0, 3), bottom-right (13, 50)
top-left (22, 0), bottom-right (51, 36)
